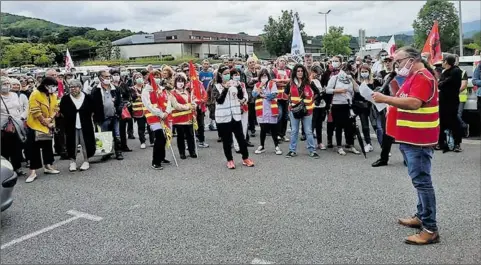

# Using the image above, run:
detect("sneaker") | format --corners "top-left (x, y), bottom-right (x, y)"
top-left (190, 153), bottom-right (198, 158)
top-left (364, 144), bottom-right (373, 153)
top-left (405, 229), bottom-right (440, 245)
top-left (79, 162), bottom-right (90, 171)
top-left (347, 146), bottom-right (361, 154)
top-left (121, 146), bottom-right (133, 152)
top-left (282, 136), bottom-right (290, 142)
top-left (285, 151), bottom-right (297, 158)
top-left (255, 146), bottom-right (265, 154)
top-left (116, 154), bottom-right (124, 160)
top-left (180, 154), bottom-right (187, 160)
top-left (44, 167), bottom-right (60, 174)
top-left (140, 143), bottom-right (146, 149)
top-left (242, 158), bottom-right (255, 167)
top-left (275, 146), bottom-right (283, 155)
top-left (227, 160), bottom-right (236, 169)
top-left (162, 159), bottom-right (171, 164)
top-left (69, 162), bottom-right (77, 172)
top-left (389, 152), bottom-right (392, 157)
top-left (319, 143), bottom-right (327, 150)
top-left (151, 164), bottom-right (164, 170)
top-left (198, 142), bottom-right (210, 148)
top-left (309, 152), bottom-right (320, 159)
top-left (234, 146), bottom-right (240, 153)
top-left (337, 147), bottom-right (346, 156)
top-left (454, 145), bottom-right (463, 152)
top-left (277, 136), bottom-right (282, 140)
top-left (25, 173), bottom-right (37, 183)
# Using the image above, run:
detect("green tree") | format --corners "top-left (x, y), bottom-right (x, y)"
top-left (67, 36), bottom-right (96, 50)
top-left (112, 46), bottom-right (121, 60)
top-left (261, 10), bottom-right (308, 56)
top-left (322, 26), bottom-right (351, 56)
top-left (96, 39), bottom-right (113, 60)
top-left (412, 0), bottom-right (459, 51)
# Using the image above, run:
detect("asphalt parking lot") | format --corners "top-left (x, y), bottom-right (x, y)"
top-left (1, 130), bottom-right (480, 264)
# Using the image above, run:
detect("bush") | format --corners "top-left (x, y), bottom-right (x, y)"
top-left (163, 56), bottom-right (175, 61)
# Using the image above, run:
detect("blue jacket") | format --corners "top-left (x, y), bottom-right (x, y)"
top-left (473, 64), bottom-right (481, 97)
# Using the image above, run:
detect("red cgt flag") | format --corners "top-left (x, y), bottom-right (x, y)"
top-left (422, 20), bottom-right (442, 65)
top-left (188, 60), bottom-right (202, 100)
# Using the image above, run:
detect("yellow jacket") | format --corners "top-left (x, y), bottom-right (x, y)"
top-left (26, 89), bottom-right (59, 134)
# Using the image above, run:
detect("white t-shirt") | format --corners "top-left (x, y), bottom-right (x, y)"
top-left (70, 93), bottom-right (85, 129)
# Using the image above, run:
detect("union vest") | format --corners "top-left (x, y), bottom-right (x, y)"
top-left (254, 81), bottom-right (279, 117)
top-left (214, 84), bottom-right (242, 123)
top-left (145, 89), bottom-right (168, 125)
top-left (132, 87), bottom-right (145, 118)
top-left (289, 82), bottom-right (314, 116)
top-left (171, 90), bottom-right (193, 124)
top-left (273, 68), bottom-right (291, 101)
top-left (459, 70), bottom-right (468, 103)
top-left (387, 69), bottom-right (439, 146)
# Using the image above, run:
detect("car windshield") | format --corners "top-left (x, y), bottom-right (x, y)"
top-left (458, 63), bottom-right (474, 78)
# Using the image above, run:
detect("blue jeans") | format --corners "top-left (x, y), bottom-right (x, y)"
top-left (289, 113), bottom-right (316, 153)
top-left (99, 118), bottom-right (120, 138)
top-left (457, 102), bottom-right (467, 129)
top-left (399, 144), bottom-right (437, 232)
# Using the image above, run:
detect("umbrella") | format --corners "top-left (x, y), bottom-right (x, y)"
top-left (351, 116), bottom-right (367, 159)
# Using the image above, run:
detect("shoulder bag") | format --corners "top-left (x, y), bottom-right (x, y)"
top-left (291, 84), bottom-right (307, 119)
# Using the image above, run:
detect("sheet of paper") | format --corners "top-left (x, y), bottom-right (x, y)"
top-left (359, 82), bottom-right (387, 112)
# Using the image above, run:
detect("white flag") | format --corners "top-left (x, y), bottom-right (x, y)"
top-left (387, 35), bottom-right (396, 56)
top-left (65, 49), bottom-right (75, 72)
top-left (291, 15), bottom-right (305, 63)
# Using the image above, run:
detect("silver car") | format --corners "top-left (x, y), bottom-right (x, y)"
top-left (1, 156), bottom-right (18, 211)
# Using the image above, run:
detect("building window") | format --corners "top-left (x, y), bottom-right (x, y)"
top-left (166, 35), bottom-right (177, 40)
top-left (202, 36), bottom-right (211, 40)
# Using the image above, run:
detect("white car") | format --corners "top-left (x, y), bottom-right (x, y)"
top-left (1, 157), bottom-right (17, 212)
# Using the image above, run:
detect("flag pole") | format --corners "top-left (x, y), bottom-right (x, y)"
top-left (191, 88), bottom-right (199, 157)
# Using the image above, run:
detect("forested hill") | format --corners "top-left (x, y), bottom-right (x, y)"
top-left (0, 12), bottom-right (142, 44)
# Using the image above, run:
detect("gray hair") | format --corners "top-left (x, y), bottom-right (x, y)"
top-left (67, 79), bottom-right (82, 88)
top-left (10, 78), bottom-right (21, 86)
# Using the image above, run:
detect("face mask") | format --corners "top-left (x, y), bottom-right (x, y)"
top-left (112, 76), bottom-right (120, 82)
top-left (1, 86), bottom-right (10, 93)
top-left (176, 82), bottom-right (184, 89)
top-left (360, 72), bottom-right (370, 79)
top-left (233, 76), bottom-right (241, 81)
top-left (261, 77), bottom-right (268, 83)
top-left (356, 61), bottom-right (361, 65)
top-left (380, 56), bottom-right (387, 61)
top-left (102, 79), bottom-right (111, 85)
top-left (332, 62), bottom-right (340, 69)
top-left (235, 65), bottom-right (242, 70)
top-left (154, 78), bottom-right (161, 84)
top-left (338, 71), bottom-right (347, 79)
top-left (397, 59), bottom-right (413, 77)
top-left (222, 74), bottom-right (231, 82)
top-left (47, 86), bottom-right (58, 93)
top-left (70, 89), bottom-right (80, 97)
top-left (135, 78), bottom-right (144, 84)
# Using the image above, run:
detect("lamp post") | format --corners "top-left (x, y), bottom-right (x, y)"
top-left (458, 0), bottom-right (463, 56)
top-left (319, 9), bottom-right (331, 57)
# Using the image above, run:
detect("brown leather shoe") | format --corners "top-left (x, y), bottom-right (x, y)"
top-left (405, 229), bottom-right (440, 245)
top-left (398, 216), bottom-right (422, 229)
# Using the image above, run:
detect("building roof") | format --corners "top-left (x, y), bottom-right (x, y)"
top-left (111, 34), bottom-right (155, 46)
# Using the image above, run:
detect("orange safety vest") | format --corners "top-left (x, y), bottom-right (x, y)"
top-left (289, 82), bottom-right (314, 116)
top-left (273, 68), bottom-right (291, 101)
top-left (132, 87), bottom-right (145, 118)
top-left (387, 69), bottom-right (439, 146)
top-left (145, 89), bottom-right (169, 125)
top-left (254, 81), bottom-right (279, 117)
top-left (171, 90), bottom-right (193, 124)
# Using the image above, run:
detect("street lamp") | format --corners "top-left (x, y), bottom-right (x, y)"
top-left (319, 9), bottom-right (331, 56)
top-left (458, 0), bottom-right (463, 56)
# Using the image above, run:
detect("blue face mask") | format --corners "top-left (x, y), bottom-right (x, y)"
top-left (136, 78), bottom-right (144, 84)
top-left (233, 76), bottom-right (241, 81)
top-left (235, 65), bottom-right (242, 70)
top-left (222, 74), bottom-right (231, 82)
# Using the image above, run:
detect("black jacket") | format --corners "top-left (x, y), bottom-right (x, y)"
top-left (91, 84), bottom-right (123, 124)
top-left (439, 66), bottom-right (462, 108)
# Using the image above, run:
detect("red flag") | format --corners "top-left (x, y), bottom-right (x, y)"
top-left (57, 80), bottom-right (64, 98)
top-left (422, 21), bottom-right (442, 65)
top-left (148, 73), bottom-right (158, 93)
top-left (188, 60), bottom-right (202, 100)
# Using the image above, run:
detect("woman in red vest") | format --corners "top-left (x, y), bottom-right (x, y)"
top-left (372, 47), bottom-right (440, 245)
top-left (285, 64), bottom-right (319, 159)
top-left (170, 73), bottom-right (197, 160)
top-left (252, 68), bottom-right (282, 155)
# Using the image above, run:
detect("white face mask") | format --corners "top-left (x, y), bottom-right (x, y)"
top-left (176, 82), bottom-right (184, 89)
top-left (332, 62), bottom-right (340, 69)
top-left (397, 59), bottom-right (413, 77)
top-left (102, 79), bottom-right (111, 85)
top-left (261, 77), bottom-right (268, 83)
top-left (112, 76), bottom-right (120, 82)
top-left (1, 85), bottom-right (10, 93)
top-left (360, 72), bottom-right (370, 79)
top-left (47, 86), bottom-right (58, 93)
top-left (233, 76), bottom-right (241, 81)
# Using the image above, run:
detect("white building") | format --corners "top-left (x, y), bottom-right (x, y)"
top-left (112, 30), bottom-right (261, 59)
top-left (357, 41), bottom-right (389, 58)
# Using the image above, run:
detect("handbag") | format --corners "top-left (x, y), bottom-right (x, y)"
top-left (1, 96), bottom-right (16, 133)
top-left (291, 85), bottom-right (308, 119)
top-left (121, 105), bottom-right (132, 120)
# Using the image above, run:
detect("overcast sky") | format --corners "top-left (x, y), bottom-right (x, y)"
top-left (2, 1), bottom-right (480, 37)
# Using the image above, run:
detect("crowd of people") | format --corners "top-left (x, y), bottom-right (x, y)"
top-left (1, 45), bottom-right (480, 245)
top-left (1, 49), bottom-right (479, 177)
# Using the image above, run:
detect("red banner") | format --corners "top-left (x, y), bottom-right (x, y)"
top-left (422, 20), bottom-right (442, 65)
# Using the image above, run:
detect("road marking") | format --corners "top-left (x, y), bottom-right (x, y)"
top-left (1, 210), bottom-right (102, 250)
top-left (251, 258), bottom-right (274, 264)
top-left (258, 201), bottom-right (266, 205)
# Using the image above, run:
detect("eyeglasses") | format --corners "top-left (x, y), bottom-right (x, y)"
top-left (393, 57), bottom-right (410, 66)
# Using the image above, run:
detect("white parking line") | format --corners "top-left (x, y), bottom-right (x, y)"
top-left (1, 210), bottom-right (102, 250)
top-left (251, 258), bottom-right (275, 264)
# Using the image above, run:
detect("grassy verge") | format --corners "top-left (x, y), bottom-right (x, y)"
top-left (80, 57), bottom-right (222, 67)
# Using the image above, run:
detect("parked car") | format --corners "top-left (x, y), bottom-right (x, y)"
top-left (1, 156), bottom-right (18, 212)
top-left (458, 56), bottom-right (480, 137)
